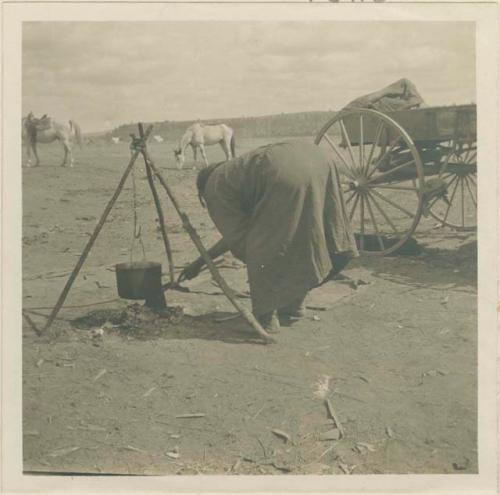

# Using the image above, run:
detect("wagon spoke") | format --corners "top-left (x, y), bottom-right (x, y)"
top-left (368, 184), bottom-right (418, 192)
top-left (462, 144), bottom-right (476, 164)
top-left (437, 173), bottom-right (457, 192)
top-left (442, 176), bottom-right (461, 224)
top-left (460, 178), bottom-right (465, 227)
top-left (367, 191), bottom-right (400, 235)
top-left (366, 159), bottom-right (415, 185)
top-left (430, 135), bottom-right (477, 231)
top-left (359, 115), bottom-right (365, 171)
top-left (345, 190), bottom-right (357, 205)
top-left (465, 151), bottom-right (477, 165)
top-left (366, 175), bottom-right (420, 186)
top-left (441, 175), bottom-right (455, 188)
top-left (462, 147), bottom-right (471, 164)
top-left (464, 175), bottom-right (477, 207)
top-left (369, 189), bottom-right (415, 218)
top-left (339, 119), bottom-right (357, 169)
top-left (364, 121), bottom-right (384, 175)
top-left (428, 191), bottom-right (446, 211)
top-left (359, 195), bottom-right (365, 251)
top-left (365, 195), bottom-right (385, 250)
top-left (341, 173), bottom-right (357, 184)
top-left (323, 134), bottom-right (356, 180)
top-left (438, 145), bottom-right (454, 176)
top-left (441, 173), bottom-right (454, 181)
top-left (437, 175), bottom-right (459, 200)
top-left (349, 193), bottom-right (361, 222)
top-left (444, 174), bottom-right (459, 189)
top-left (367, 136), bottom-right (403, 179)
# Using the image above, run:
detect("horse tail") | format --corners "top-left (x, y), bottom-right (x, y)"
top-left (70, 120), bottom-right (83, 148)
top-left (230, 133), bottom-right (236, 158)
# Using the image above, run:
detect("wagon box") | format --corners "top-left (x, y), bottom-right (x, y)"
top-left (341, 104), bottom-right (477, 146)
top-left (389, 104), bottom-right (476, 142)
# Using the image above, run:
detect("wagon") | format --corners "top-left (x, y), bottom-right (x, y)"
top-left (315, 104), bottom-right (477, 255)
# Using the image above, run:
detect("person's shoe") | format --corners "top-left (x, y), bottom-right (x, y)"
top-left (256, 310), bottom-right (280, 333)
top-left (278, 298), bottom-right (306, 319)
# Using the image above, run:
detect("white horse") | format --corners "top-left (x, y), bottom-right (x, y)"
top-left (22, 112), bottom-right (83, 167)
top-left (173, 122), bottom-right (235, 170)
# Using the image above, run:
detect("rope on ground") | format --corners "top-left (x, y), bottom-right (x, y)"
top-left (23, 297), bottom-right (122, 312)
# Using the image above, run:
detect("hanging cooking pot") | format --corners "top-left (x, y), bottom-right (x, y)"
top-left (115, 261), bottom-right (162, 300)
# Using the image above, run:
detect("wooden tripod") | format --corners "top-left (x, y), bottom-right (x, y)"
top-left (34, 123), bottom-right (273, 343)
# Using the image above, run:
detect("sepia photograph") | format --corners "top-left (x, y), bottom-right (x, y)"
top-left (1, 2), bottom-right (498, 491)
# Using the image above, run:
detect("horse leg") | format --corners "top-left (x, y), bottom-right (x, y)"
top-left (32, 142), bottom-right (40, 167)
top-left (61, 143), bottom-right (68, 167)
top-left (66, 139), bottom-right (75, 167)
top-left (188, 144), bottom-right (196, 169)
top-left (220, 140), bottom-right (230, 161)
top-left (199, 145), bottom-right (209, 168)
top-left (191, 145), bottom-right (200, 170)
top-left (26, 142), bottom-right (32, 167)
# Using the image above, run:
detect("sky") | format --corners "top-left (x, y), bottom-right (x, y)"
top-left (23, 22), bottom-right (476, 132)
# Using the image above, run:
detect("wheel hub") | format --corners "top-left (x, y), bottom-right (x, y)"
top-left (347, 177), bottom-right (369, 192)
top-left (447, 163), bottom-right (475, 176)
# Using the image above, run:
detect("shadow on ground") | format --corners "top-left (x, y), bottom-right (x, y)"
top-left (359, 239), bottom-right (477, 293)
top-left (68, 306), bottom-right (266, 345)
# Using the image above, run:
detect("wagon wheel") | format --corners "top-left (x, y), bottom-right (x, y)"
top-left (315, 108), bottom-right (425, 256)
top-left (428, 139), bottom-right (476, 231)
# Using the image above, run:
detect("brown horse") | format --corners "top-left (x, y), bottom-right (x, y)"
top-left (23, 112), bottom-right (83, 167)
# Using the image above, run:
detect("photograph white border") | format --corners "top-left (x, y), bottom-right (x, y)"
top-left (1, 2), bottom-right (498, 494)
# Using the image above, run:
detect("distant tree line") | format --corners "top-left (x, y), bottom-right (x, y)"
top-left (107, 111), bottom-right (338, 142)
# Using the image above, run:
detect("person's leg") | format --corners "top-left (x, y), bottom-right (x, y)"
top-left (278, 292), bottom-right (308, 319)
top-left (329, 252), bottom-right (353, 278)
top-left (255, 310), bottom-right (280, 333)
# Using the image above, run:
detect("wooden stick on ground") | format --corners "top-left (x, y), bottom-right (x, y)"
top-left (22, 311), bottom-right (41, 336)
top-left (39, 126), bottom-right (154, 335)
top-left (143, 155), bottom-right (274, 344)
top-left (325, 398), bottom-right (345, 439)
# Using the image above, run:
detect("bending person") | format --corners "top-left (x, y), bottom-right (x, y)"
top-left (180, 141), bottom-right (359, 333)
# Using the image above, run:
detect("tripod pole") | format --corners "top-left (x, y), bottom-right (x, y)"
top-left (143, 159), bottom-right (175, 284)
top-left (40, 125), bottom-right (154, 335)
top-left (138, 125), bottom-right (175, 285)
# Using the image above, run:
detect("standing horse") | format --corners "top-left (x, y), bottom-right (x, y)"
top-left (173, 122), bottom-right (236, 170)
top-left (22, 112), bottom-right (83, 167)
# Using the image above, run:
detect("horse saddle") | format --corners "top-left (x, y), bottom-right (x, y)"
top-left (32, 115), bottom-right (52, 131)
top-left (26, 115), bottom-right (51, 142)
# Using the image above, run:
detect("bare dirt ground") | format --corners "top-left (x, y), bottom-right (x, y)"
top-left (21, 136), bottom-right (477, 475)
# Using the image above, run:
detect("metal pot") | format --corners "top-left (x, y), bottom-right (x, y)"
top-left (115, 261), bottom-right (162, 300)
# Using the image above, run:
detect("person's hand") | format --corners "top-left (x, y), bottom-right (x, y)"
top-left (179, 258), bottom-right (204, 282)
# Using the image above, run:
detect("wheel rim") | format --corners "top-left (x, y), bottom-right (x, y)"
top-left (315, 108), bottom-right (424, 256)
top-left (429, 139), bottom-right (477, 231)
